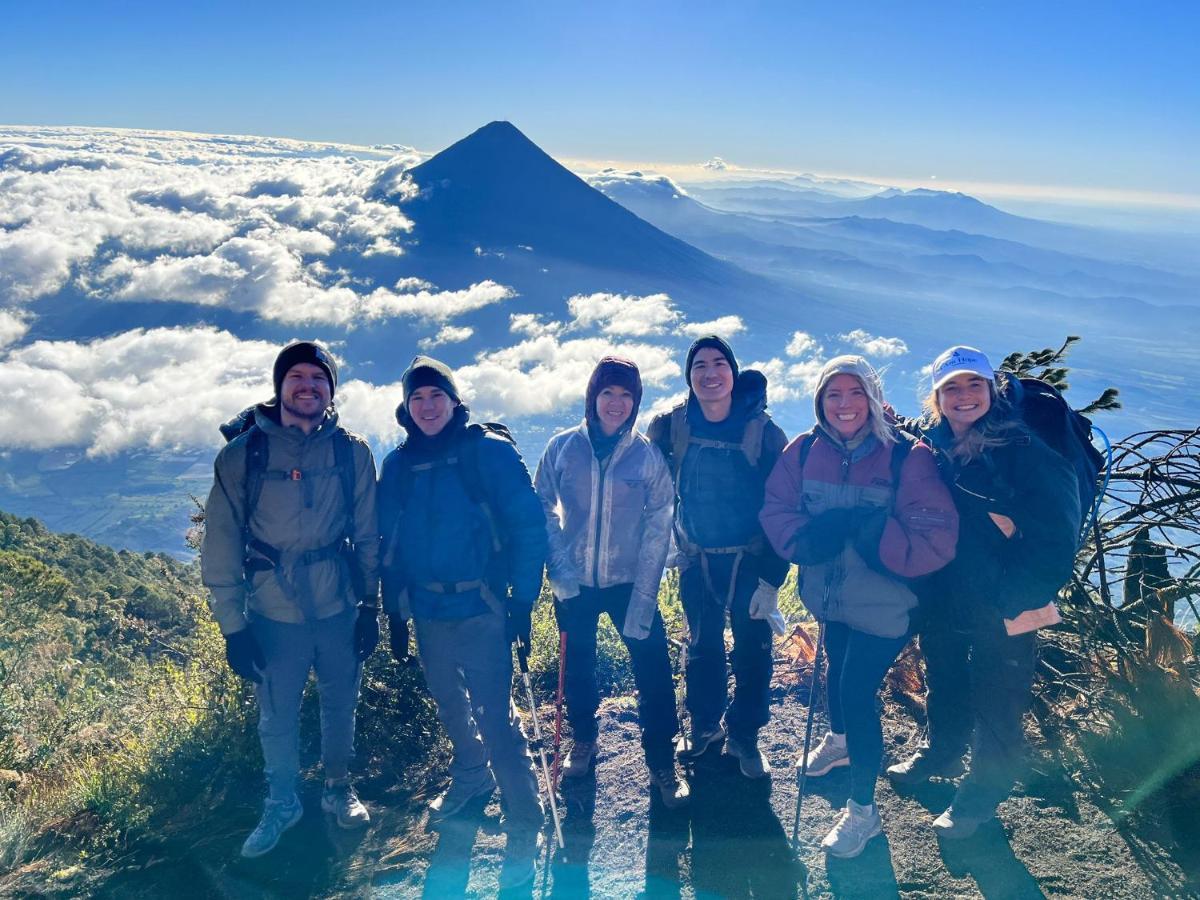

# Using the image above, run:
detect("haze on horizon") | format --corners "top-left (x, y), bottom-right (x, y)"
top-left (4, 1), bottom-right (1197, 224)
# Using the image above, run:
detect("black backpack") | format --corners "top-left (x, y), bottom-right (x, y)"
top-left (1001, 375), bottom-right (1107, 539)
top-left (219, 406), bottom-right (362, 598)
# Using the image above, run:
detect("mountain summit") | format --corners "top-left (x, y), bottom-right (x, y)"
top-left (403, 121), bottom-right (730, 281)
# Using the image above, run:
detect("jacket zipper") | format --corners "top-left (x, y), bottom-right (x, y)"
top-left (591, 454), bottom-right (609, 588)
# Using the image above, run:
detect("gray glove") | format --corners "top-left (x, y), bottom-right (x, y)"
top-left (748, 579), bottom-right (787, 636)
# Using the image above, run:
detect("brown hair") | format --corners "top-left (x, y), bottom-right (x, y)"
top-left (923, 371), bottom-right (1025, 463)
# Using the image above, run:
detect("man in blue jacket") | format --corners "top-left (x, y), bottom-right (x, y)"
top-left (377, 356), bottom-right (547, 889)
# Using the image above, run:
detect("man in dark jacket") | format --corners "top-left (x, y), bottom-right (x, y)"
top-left (378, 356), bottom-right (547, 889)
top-left (201, 341), bottom-right (380, 858)
top-left (647, 336), bottom-right (789, 779)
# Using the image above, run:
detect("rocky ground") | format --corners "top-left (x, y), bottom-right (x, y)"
top-left (8, 647), bottom-right (1197, 899)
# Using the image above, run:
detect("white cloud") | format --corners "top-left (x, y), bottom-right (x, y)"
top-left (0, 310), bottom-right (31, 348)
top-left (680, 315), bottom-right (745, 338)
top-left (418, 325), bottom-right (475, 350)
top-left (786, 331), bottom-right (821, 358)
top-left (510, 312), bottom-right (563, 337)
top-left (840, 329), bottom-right (909, 358)
top-left (644, 390), bottom-right (687, 420)
top-left (456, 335), bottom-right (680, 419)
top-left (566, 292), bottom-right (679, 336)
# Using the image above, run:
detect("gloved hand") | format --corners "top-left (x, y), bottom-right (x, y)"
top-left (354, 604), bottom-right (380, 662)
top-left (748, 578), bottom-right (787, 636)
top-left (621, 590), bottom-right (655, 641)
top-left (506, 605), bottom-right (532, 647)
top-left (224, 628), bottom-right (265, 683)
top-left (388, 617), bottom-right (412, 664)
top-left (791, 507), bottom-right (854, 565)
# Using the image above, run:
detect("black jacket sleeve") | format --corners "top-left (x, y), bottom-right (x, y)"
top-left (755, 420), bottom-right (791, 586)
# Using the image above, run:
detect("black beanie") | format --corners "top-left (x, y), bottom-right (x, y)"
top-left (401, 356), bottom-right (461, 408)
top-left (273, 341), bottom-right (338, 400)
top-left (684, 335), bottom-right (739, 387)
top-left (585, 356), bottom-right (642, 424)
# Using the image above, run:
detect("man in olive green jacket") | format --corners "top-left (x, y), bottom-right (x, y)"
top-left (201, 341), bottom-right (380, 858)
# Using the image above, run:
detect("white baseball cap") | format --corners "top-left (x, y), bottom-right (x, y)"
top-left (931, 345), bottom-right (995, 390)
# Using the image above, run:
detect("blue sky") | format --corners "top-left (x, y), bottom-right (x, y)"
top-left (4, 1), bottom-right (1197, 201)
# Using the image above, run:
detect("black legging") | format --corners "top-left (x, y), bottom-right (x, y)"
top-left (823, 621), bottom-right (908, 806)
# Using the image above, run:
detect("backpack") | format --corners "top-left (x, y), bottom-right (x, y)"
top-left (1001, 375), bottom-right (1107, 540)
top-left (388, 422), bottom-right (517, 581)
top-left (667, 402), bottom-right (768, 480)
top-left (219, 406), bottom-right (363, 600)
top-left (795, 428), bottom-right (916, 497)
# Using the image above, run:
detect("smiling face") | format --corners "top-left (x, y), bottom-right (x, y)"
top-left (936, 372), bottom-right (993, 436)
top-left (280, 362), bottom-right (331, 423)
top-left (408, 385), bottom-right (456, 437)
top-left (689, 347), bottom-right (735, 405)
top-left (595, 385), bottom-right (634, 436)
top-left (821, 373), bottom-right (871, 440)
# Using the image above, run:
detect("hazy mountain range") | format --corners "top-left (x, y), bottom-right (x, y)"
top-left (0, 121), bottom-right (1195, 554)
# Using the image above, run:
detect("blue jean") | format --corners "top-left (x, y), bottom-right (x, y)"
top-left (249, 607), bottom-right (361, 801)
top-left (414, 609), bottom-right (543, 825)
top-left (823, 621), bottom-right (908, 806)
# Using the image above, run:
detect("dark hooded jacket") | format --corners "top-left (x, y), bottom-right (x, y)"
top-left (913, 417), bottom-right (1081, 624)
top-left (377, 404), bottom-right (547, 622)
top-left (646, 369), bottom-right (789, 586)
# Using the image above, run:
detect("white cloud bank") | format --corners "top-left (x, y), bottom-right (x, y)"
top-left (0, 126), bottom-right (519, 327)
top-left (840, 329), bottom-right (909, 358)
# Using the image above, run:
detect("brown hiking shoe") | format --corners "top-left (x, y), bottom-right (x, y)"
top-left (649, 766), bottom-right (691, 808)
top-left (561, 740), bottom-right (598, 779)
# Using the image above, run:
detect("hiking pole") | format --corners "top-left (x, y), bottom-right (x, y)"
top-left (792, 576), bottom-right (832, 851)
top-left (667, 637), bottom-right (690, 755)
top-left (515, 636), bottom-right (565, 850)
top-left (552, 630), bottom-right (567, 792)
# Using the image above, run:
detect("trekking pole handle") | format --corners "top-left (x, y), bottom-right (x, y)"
top-left (516, 636), bottom-right (531, 675)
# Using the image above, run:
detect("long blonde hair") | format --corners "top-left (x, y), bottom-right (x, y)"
top-left (922, 371), bottom-right (1025, 462)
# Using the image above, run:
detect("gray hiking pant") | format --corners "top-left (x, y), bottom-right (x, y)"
top-left (414, 609), bottom-right (543, 825)
top-left (249, 607), bottom-right (360, 800)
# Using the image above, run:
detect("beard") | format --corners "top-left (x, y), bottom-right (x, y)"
top-left (282, 397), bottom-right (328, 422)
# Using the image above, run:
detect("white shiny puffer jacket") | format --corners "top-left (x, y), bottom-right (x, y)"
top-left (534, 422), bottom-right (674, 636)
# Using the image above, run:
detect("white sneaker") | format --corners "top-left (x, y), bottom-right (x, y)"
top-left (820, 800), bottom-right (882, 858)
top-left (797, 732), bottom-right (850, 777)
top-left (321, 779), bottom-right (370, 829)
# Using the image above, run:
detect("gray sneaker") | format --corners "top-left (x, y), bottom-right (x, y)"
top-left (933, 805), bottom-right (992, 840)
top-left (499, 826), bottom-right (544, 890)
top-left (821, 800), bottom-right (883, 858)
top-left (648, 766), bottom-right (691, 808)
top-left (321, 778), bottom-right (370, 829)
top-left (429, 777), bottom-right (495, 822)
top-left (676, 724), bottom-right (726, 759)
top-left (726, 732), bottom-right (771, 779)
top-left (241, 794), bottom-right (303, 858)
top-left (797, 731), bottom-right (850, 777)
top-left (886, 749), bottom-right (965, 785)
top-left (561, 740), bottom-right (598, 779)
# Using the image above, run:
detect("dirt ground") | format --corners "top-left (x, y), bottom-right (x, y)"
top-left (11, 656), bottom-right (1197, 899)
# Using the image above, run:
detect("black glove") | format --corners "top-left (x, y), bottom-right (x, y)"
top-left (389, 617), bottom-right (412, 664)
top-left (224, 628), bottom-right (265, 683)
top-left (851, 506), bottom-right (890, 572)
top-left (354, 604), bottom-right (380, 662)
top-left (506, 605), bottom-right (532, 647)
top-left (791, 507), bottom-right (854, 565)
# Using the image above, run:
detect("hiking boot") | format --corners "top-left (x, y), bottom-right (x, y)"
top-left (648, 766), bottom-right (691, 809)
top-left (820, 800), bottom-right (883, 858)
top-left (428, 778), bottom-right (495, 822)
top-left (933, 805), bottom-right (992, 840)
top-left (240, 794), bottom-right (303, 858)
top-left (726, 732), bottom-right (771, 779)
top-left (676, 724), bottom-right (725, 759)
top-left (561, 740), bottom-right (598, 779)
top-left (886, 749), bottom-right (965, 785)
top-left (499, 826), bottom-right (544, 890)
top-left (797, 731), bottom-right (850, 777)
top-left (321, 778), bottom-right (370, 829)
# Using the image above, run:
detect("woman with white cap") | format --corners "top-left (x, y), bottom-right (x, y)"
top-left (760, 355), bottom-right (958, 858)
top-left (886, 346), bottom-right (1080, 839)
